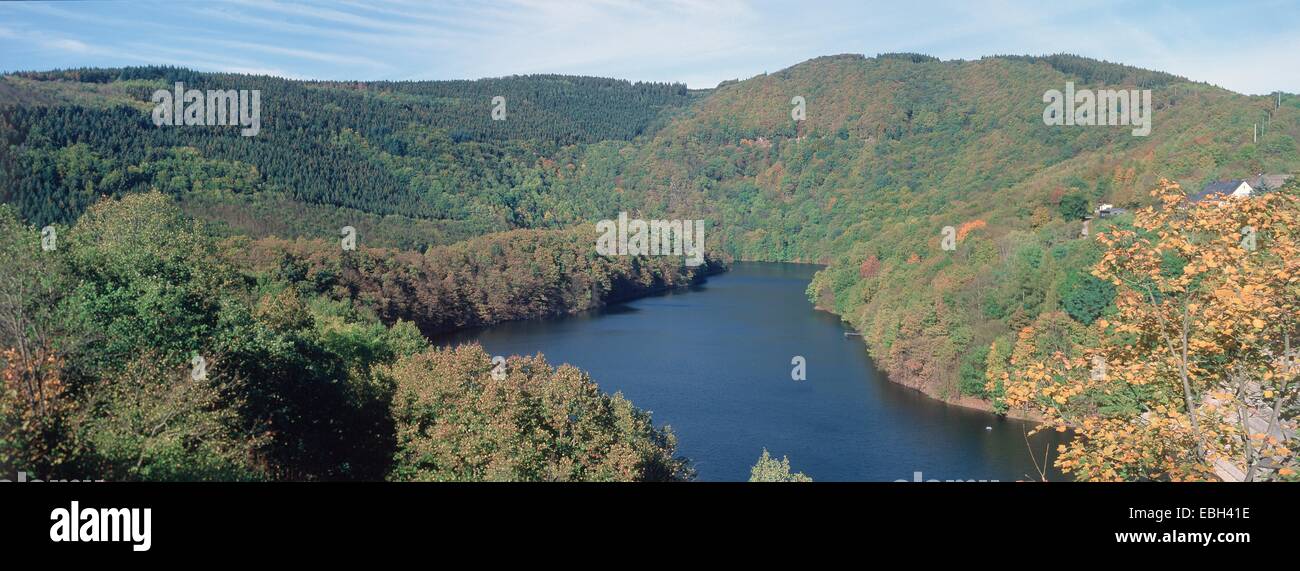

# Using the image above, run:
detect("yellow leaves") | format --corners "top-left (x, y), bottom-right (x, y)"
top-left (1004, 183), bottom-right (1300, 481)
top-left (1209, 391), bottom-right (1235, 401)
top-left (1280, 468), bottom-right (1296, 477)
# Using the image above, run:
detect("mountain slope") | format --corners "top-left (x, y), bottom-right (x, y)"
top-left (556, 53), bottom-right (1299, 403)
top-left (0, 67), bottom-right (698, 243)
top-left (3, 55), bottom-right (1297, 408)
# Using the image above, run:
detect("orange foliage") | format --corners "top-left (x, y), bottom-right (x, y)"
top-left (1002, 180), bottom-right (1300, 481)
top-left (0, 347), bottom-right (76, 472)
top-left (956, 219), bottom-right (987, 241)
top-left (858, 255), bottom-right (881, 279)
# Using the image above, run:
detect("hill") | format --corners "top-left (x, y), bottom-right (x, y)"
top-left (3, 54), bottom-right (1298, 418)
top-left (0, 67), bottom-right (698, 245)
top-left (513, 53), bottom-right (1299, 406)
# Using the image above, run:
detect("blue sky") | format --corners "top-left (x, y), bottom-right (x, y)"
top-left (1, 0), bottom-right (1297, 94)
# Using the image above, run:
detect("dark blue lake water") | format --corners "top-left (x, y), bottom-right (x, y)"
top-left (442, 261), bottom-right (1062, 481)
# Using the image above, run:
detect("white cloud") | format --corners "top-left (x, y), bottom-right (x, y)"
top-left (1, 0), bottom-right (1296, 92)
top-left (45, 38), bottom-right (91, 53)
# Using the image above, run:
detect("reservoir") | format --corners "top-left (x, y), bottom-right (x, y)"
top-left (442, 262), bottom-right (1063, 481)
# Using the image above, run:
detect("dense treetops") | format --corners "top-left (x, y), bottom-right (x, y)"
top-left (0, 67), bottom-right (696, 229)
top-left (0, 193), bottom-right (692, 481)
top-left (387, 344), bottom-right (690, 481)
top-left (231, 225), bottom-right (723, 338)
top-left (748, 449), bottom-right (812, 482)
top-left (992, 54), bottom-right (1186, 88)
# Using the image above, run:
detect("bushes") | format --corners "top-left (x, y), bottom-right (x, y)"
top-left (386, 344), bottom-right (691, 482)
top-left (958, 344), bottom-right (991, 398)
top-left (1058, 193), bottom-right (1089, 220)
top-left (0, 348), bottom-right (78, 477)
top-left (1058, 270), bottom-right (1115, 325)
top-left (75, 353), bottom-right (264, 482)
top-left (748, 449), bottom-right (812, 482)
top-left (237, 226), bottom-right (724, 338)
top-left (43, 193), bottom-right (399, 480)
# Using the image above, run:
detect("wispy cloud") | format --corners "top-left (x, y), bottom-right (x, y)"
top-left (0, 0), bottom-right (1296, 93)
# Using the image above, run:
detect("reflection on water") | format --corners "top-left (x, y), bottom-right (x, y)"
top-left (441, 262), bottom-right (1065, 482)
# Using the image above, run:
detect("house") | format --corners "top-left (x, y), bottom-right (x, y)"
top-left (1095, 203), bottom-right (1126, 218)
top-left (1189, 179), bottom-right (1254, 203)
top-left (1190, 182), bottom-right (1253, 204)
top-left (1190, 174), bottom-right (1293, 203)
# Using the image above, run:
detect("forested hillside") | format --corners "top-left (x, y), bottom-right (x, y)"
top-left (0, 67), bottom-right (714, 482)
top-left (2, 53), bottom-right (1297, 480)
top-left (559, 53), bottom-right (1299, 410)
top-left (0, 67), bottom-right (697, 244)
top-left (0, 193), bottom-right (704, 481)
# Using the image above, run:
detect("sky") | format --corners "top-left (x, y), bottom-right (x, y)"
top-left (0, 0), bottom-right (1297, 94)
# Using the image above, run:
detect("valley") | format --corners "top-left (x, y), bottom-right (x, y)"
top-left (2, 53), bottom-right (1298, 481)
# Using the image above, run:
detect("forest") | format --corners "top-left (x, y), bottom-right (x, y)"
top-left (0, 193), bottom-right (707, 481)
top-left (2, 53), bottom-right (1297, 480)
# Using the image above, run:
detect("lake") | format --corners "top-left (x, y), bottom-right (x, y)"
top-left (441, 261), bottom-right (1063, 481)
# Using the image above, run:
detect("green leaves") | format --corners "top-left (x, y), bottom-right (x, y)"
top-left (748, 449), bottom-right (812, 482)
top-left (386, 344), bottom-right (691, 482)
top-left (1059, 269), bottom-right (1116, 325)
top-left (1058, 193), bottom-right (1089, 220)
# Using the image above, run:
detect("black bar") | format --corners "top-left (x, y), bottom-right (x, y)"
top-left (5, 483), bottom-right (1289, 560)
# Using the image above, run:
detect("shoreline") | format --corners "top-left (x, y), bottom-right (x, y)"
top-left (726, 256), bottom-right (1040, 423)
top-left (810, 303), bottom-right (1044, 424)
top-left (430, 259), bottom-right (729, 343)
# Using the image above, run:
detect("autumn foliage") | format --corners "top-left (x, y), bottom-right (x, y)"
top-left (386, 344), bottom-right (691, 481)
top-left (955, 219), bottom-right (987, 241)
top-left (0, 347), bottom-right (76, 475)
top-left (999, 180), bottom-right (1300, 481)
